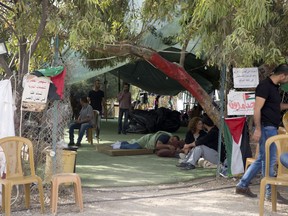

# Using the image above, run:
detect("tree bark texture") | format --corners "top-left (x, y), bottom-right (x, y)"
top-left (0, 55), bottom-right (12, 77)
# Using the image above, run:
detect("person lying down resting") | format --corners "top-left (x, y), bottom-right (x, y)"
top-left (111, 131), bottom-right (185, 157)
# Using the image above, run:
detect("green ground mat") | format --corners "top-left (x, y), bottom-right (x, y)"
top-left (97, 143), bottom-right (154, 156)
top-left (66, 119), bottom-right (216, 188)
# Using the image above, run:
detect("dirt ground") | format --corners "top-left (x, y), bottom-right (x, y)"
top-left (9, 177), bottom-right (288, 216)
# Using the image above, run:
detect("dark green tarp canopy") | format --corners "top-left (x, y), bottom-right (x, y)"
top-left (65, 17), bottom-right (220, 95)
top-left (110, 47), bottom-right (220, 95)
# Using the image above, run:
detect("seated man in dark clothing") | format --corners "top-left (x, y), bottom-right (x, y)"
top-left (177, 114), bottom-right (226, 170)
top-left (69, 97), bottom-right (94, 146)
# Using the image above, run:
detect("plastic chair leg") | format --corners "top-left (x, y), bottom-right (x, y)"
top-left (51, 181), bottom-right (59, 215)
top-left (50, 178), bottom-right (57, 215)
top-left (87, 128), bottom-right (94, 145)
top-left (73, 182), bottom-right (79, 207)
top-left (37, 177), bottom-right (45, 213)
top-left (259, 179), bottom-right (266, 216)
top-left (4, 183), bottom-right (12, 216)
top-left (245, 163), bottom-right (249, 172)
top-left (74, 176), bottom-right (83, 210)
top-left (271, 185), bottom-right (277, 212)
top-left (2, 184), bottom-right (5, 212)
top-left (24, 184), bottom-right (30, 208)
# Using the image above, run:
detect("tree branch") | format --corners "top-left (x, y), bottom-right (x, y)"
top-left (0, 2), bottom-right (14, 12)
top-left (179, 39), bottom-right (189, 66)
top-left (91, 43), bottom-right (220, 125)
top-left (30, 0), bottom-right (49, 55)
top-left (9, 53), bottom-right (18, 68)
top-left (0, 14), bottom-right (20, 41)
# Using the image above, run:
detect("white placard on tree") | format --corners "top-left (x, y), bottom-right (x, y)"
top-left (22, 75), bottom-right (50, 112)
top-left (227, 91), bottom-right (255, 116)
top-left (233, 67), bottom-right (259, 88)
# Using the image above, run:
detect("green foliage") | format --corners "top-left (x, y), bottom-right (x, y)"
top-left (66, 0), bottom-right (131, 50)
top-left (189, 0), bottom-right (287, 66)
top-left (1, 0), bottom-right (57, 72)
top-left (2, 0), bottom-right (288, 76)
top-left (141, 0), bottom-right (288, 67)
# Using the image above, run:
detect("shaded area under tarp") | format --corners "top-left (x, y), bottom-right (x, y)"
top-left (127, 107), bottom-right (181, 134)
top-left (110, 47), bottom-right (220, 95)
top-left (70, 119), bottom-right (216, 188)
top-left (64, 17), bottom-right (220, 95)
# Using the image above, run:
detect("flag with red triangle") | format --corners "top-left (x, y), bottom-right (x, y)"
top-left (224, 117), bottom-right (246, 175)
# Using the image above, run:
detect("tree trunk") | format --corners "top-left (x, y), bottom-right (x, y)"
top-left (146, 51), bottom-right (220, 127)
top-left (93, 44), bottom-right (220, 127)
top-left (0, 55), bottom-right (12, 76)
top-left (179, 39), bottom-right (189, 67)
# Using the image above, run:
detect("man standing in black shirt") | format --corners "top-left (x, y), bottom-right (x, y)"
top-left (236, 64), bottom-right (288, 199)
top-left (88, 79), bottom-right (105, 139)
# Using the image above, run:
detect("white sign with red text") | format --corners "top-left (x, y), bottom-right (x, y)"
top-left (227, 91), bottom-right (255, 116)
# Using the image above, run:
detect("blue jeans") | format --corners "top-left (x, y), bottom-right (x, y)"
top-left (118, 108), bottom-right (129, 133)
top-left (280, 153), bottom-right (288, 169)
top-left (237, 126), bottom-right (277, 197)
top-left (69, 122), bottom-right (92, 144)
top-left (120, 141), bottom-right (142, 149)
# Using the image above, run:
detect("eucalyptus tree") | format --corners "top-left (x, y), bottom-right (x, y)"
top-left (0, 0), bottom-right (52, 77)
top-left (67, 0), bottom-right (288, 124)
top-left (1, 0), bottom-right (288, 126)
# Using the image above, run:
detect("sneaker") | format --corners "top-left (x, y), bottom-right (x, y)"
top-left (68, 142), bottom-right (75, 146)
top-left (176, 162), bottom-right (188, 167)
top-left (181, 163), bottom-right (196, 170)
top-left (197, 158), bottom-right (205, 167)
top-left (235, 186), bottom-right (257, 198)
top-left (178, 159), bottom-right (186, 164)
top-left (179, 153), bottom-right (186, 159)
top-left (76, 143), bottom-right (81, 147)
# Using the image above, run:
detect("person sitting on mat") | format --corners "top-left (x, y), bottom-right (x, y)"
top-left (176, 114), bottom-right (226, 170)
top-left (181, 117), bottom-right (207, 155)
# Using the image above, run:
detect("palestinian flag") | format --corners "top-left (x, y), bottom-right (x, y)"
top-left (244, 92), bottom-right (255, 100)
top-left (224, 117), bottom-right (248, 176)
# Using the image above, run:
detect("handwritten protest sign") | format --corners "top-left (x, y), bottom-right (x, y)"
top-left (227, 91), bottom-right (255, 115)
top-left (22, 75), bottom-right (50, 112)
top-left (233, 67), bottom-right (259, 88)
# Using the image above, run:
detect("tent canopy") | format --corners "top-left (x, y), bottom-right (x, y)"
top-left (65, 17), bottom-right (220, 95)
top-left (110, 47), bottom-right (220, 95)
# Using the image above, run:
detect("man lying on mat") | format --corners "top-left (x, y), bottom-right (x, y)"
top-left (111, 131), bottom-right (184, 157)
